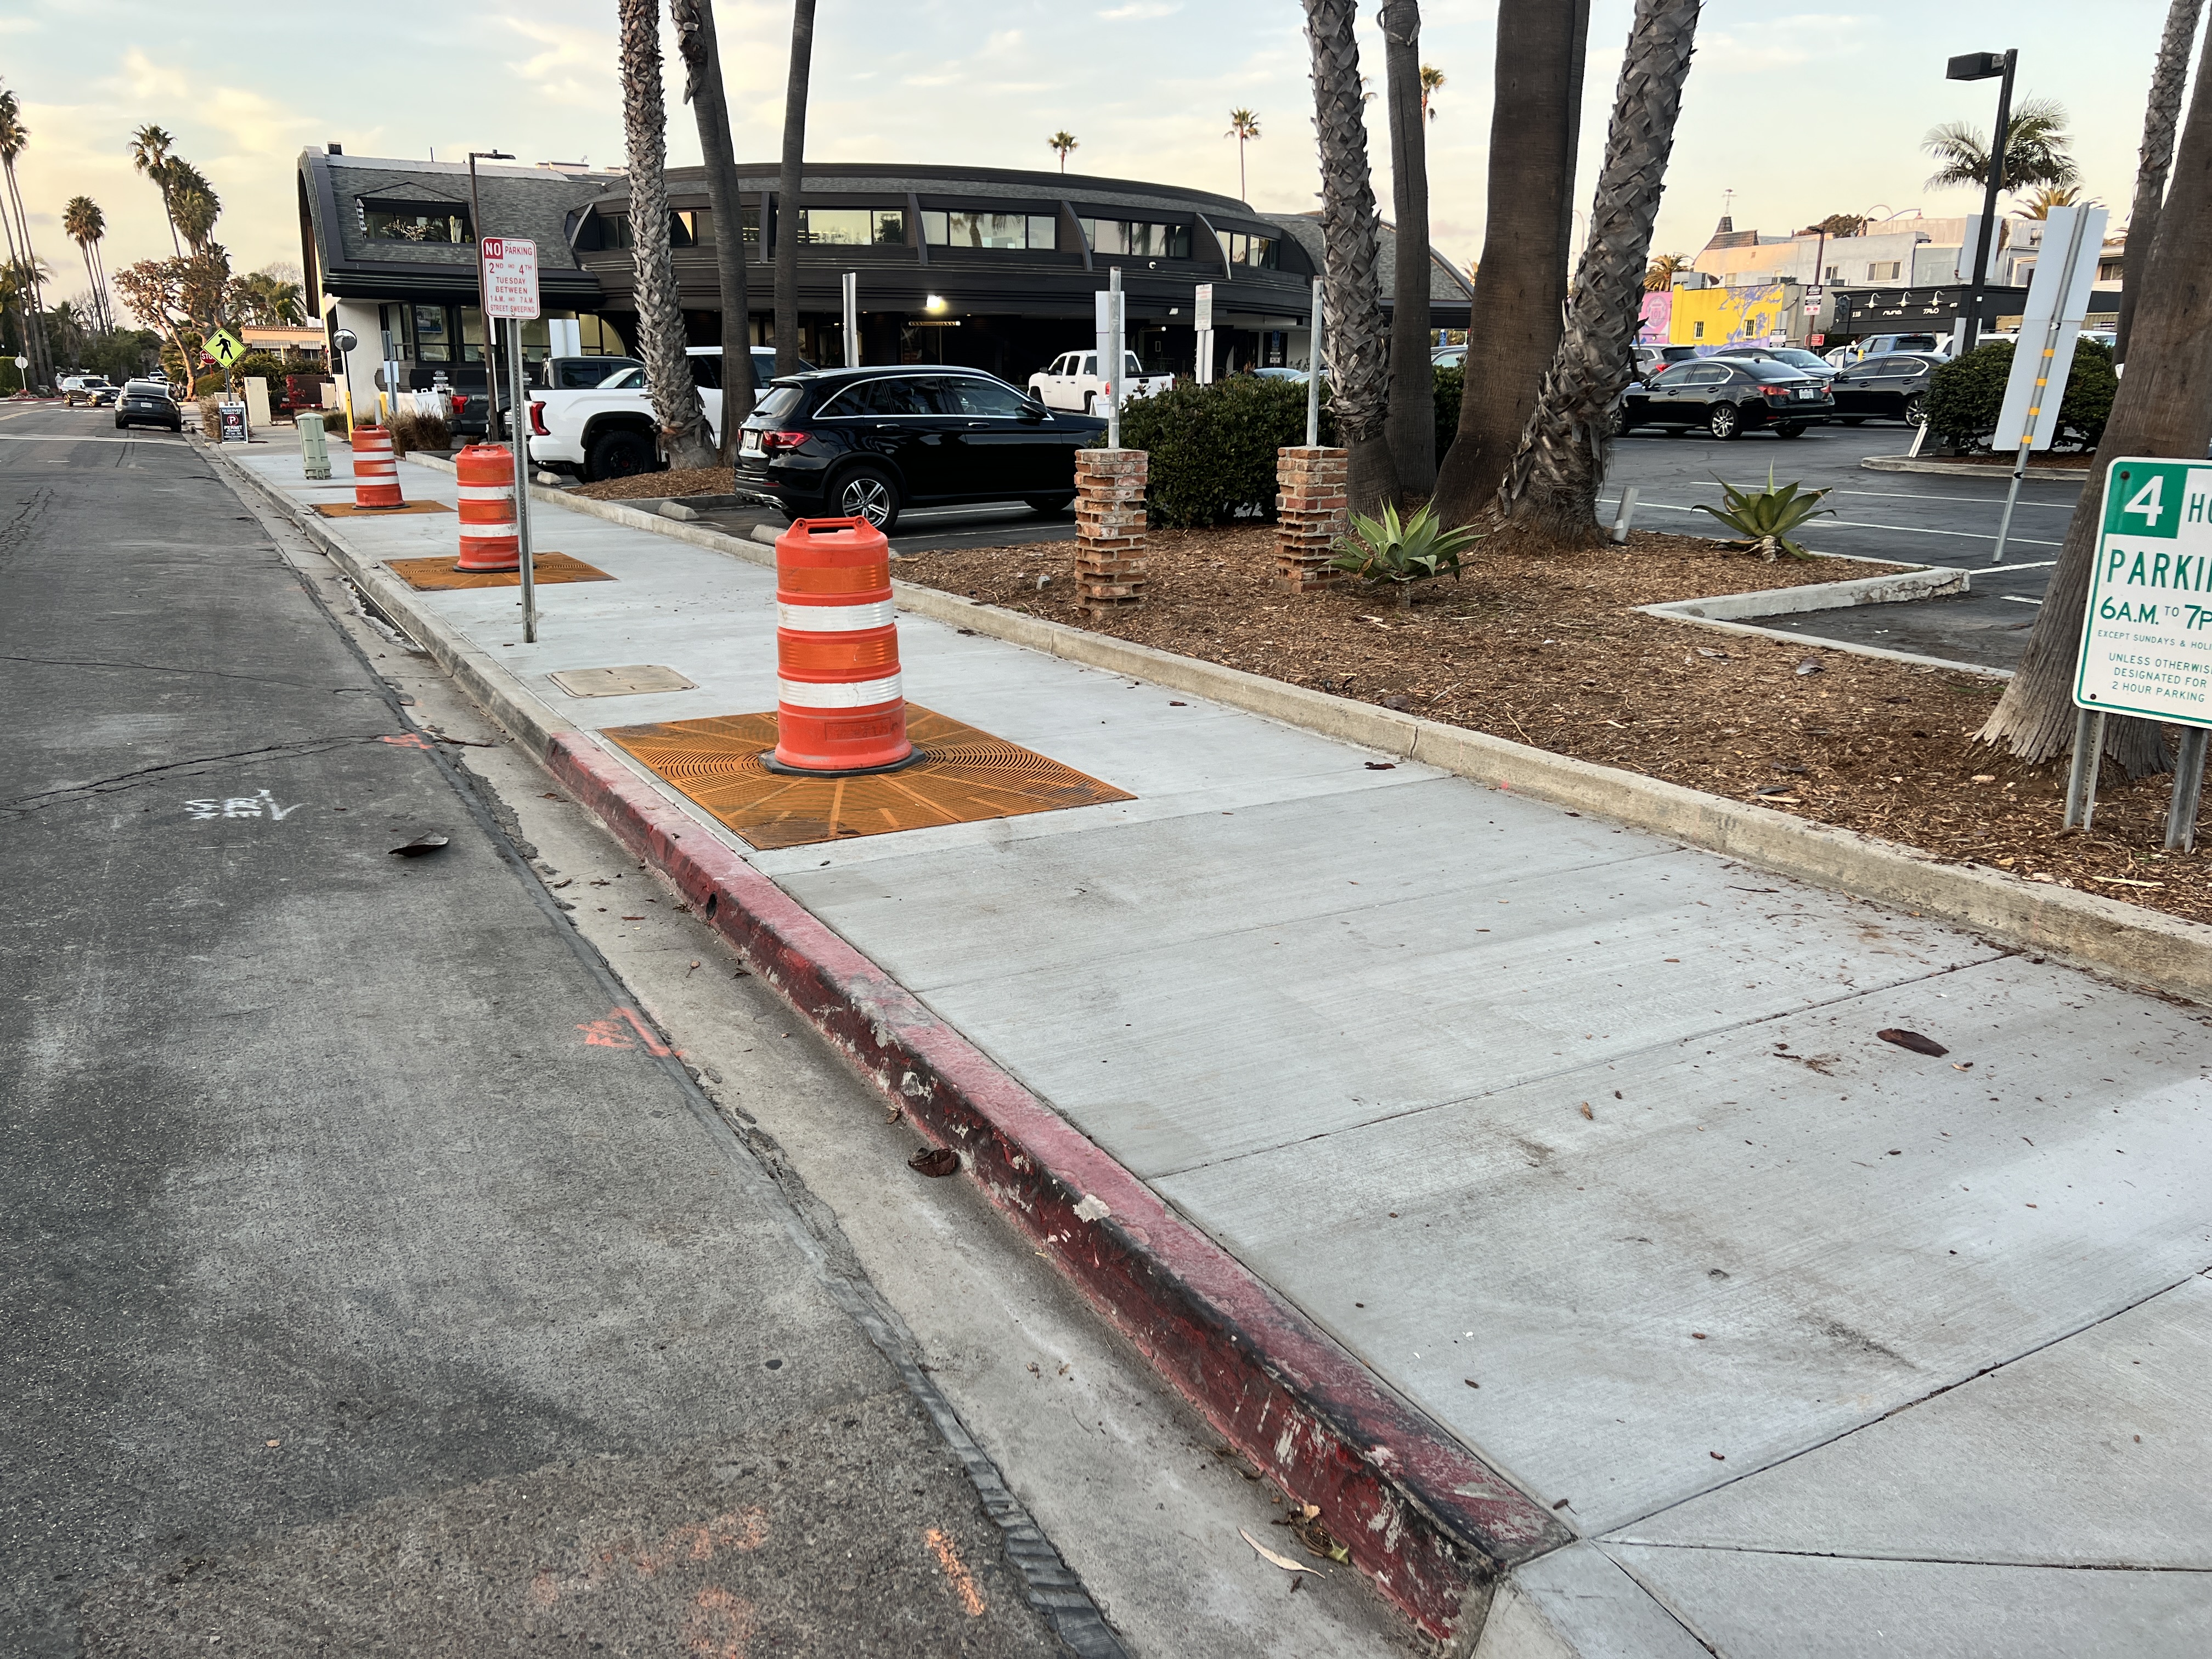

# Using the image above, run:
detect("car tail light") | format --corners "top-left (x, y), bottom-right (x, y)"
top-left (760, 430), bottom-right (808, 454)
top-left (528, 399), bottom-right (550, 436)
top-left (1763, 384), bottom-right (1791, 397)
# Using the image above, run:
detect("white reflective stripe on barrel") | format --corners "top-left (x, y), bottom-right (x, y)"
top-left (458, 483), bottom-right (513, 502)
top-left (776, 600), bottom-right (895, 633)
top-left (777, 673), bottom-right (901, 709)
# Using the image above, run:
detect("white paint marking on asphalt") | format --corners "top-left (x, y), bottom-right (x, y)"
top-left (184, 787), bottom-right (306, 821)
top-left (1987, 560), bottom-right (2058, 571)
top-left (0, 433), bottom-right (185, 444)
top-left (2001, 596), bottom-right (2045, 606)
top-left (1835, 488), bottom-right (2075, 508)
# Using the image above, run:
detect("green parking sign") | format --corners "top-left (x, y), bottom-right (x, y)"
top-left (2076, 457), bottom-right (2212, 725)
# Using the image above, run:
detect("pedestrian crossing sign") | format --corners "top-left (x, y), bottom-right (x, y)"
top-left (205, 328), bottom-right (246, 366)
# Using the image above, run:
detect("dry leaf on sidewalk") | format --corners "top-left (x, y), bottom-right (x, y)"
top-left (1877, 1028), bottom-right (1948, 1057)
top-left (909, 1147), bottom-right (960, 1177)
top-left (1239, 1528), bottom-right (1321, 1576)
top-left (388, 834), bottom-right (448, 857)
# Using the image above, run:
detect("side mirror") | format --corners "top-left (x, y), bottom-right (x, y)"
top-left (1019, 398), bottom-right (1048, 420)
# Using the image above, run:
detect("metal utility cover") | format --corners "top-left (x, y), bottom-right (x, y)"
top-left (604, 706), bottom-right (1133, 849)
top-left (2075, 457), bottom-right (2212, 726)
top-left (549, 665), bottom-right (698, 698)
top-left (385, 552), bottom-right (612, 591)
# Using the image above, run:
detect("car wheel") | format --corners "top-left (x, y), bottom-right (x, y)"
top-left (1024, 494), bottom-right (1076, 517)
top-left (1903, 394), bottom-right (1927, 426)
top-left (113, 418), bottom-right (125, 430)
top-left (1608, 406), bottom-right (1629, 437)
top-left (833, 465), bottom-right (901, 534)
top-left (1707, 403), bottom-right (1741, 440)
top-left (1774, 421), bottom-right (1806, 438)
top-left (586, 427), bottom-right (657, 481)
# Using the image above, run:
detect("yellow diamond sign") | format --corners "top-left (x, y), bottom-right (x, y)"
top-left (204, 328), bottom-right (246, 366)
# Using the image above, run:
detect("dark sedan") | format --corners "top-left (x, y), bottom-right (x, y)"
top-left (1827, 352), bottom-right (1942, 426)
top-left (113, 379), bottom-right (183, 433)
top-left (1618, 357), bottom-right (1833, 439)
top-left (733, 365), bottom-right (1107, 534)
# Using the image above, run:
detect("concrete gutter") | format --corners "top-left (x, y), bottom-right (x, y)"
top-left (1863, 455), bottom-right (2092, 482)
top-left (392, 450), bottom-right (2212, 1005)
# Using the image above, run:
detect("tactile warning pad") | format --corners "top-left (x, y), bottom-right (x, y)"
top-left (603, 706), bottom-right (1135, 849)
top-left (311, 499), bottom-right (453, 517)
top-left (386, 552), bottom-right (612, 591)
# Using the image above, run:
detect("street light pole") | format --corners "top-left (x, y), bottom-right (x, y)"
top-left (467, 149), bottom-right (515, 436)
top-left (1947, 49), bottom-right (2016, 356)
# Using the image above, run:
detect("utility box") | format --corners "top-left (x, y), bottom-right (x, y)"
top-left (299, 412), bottom-right (331, 479)
top-left (243, 375), bottom-right (272, 431)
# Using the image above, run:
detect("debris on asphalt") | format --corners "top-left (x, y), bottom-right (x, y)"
top-left (388, 834), bottom-right (448, 857)
top-left (1795, 659), bottom-right (1824, 675)
top-left (1239, 1527), bottom-right (1321, 1576)
top-left (1363, 761), bottom-right (1396, 770)
top-left (1878, 1028), bottom-right (1949, 1057)
top-left (1578, 1102), bottom-right (1594, 1119)
top-left (909, 1147), bottom-right (960, 1177)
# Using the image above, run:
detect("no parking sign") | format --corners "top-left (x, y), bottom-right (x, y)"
top-left (2075, 457), bottom-right (2212, 727)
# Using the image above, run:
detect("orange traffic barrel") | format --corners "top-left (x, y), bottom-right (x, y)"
top-left (454, 443), bottom-right (520, 571)
top-left (767, 517), bottom-right (916, 775)
top-left (349, 425), bottom-right (403, 509)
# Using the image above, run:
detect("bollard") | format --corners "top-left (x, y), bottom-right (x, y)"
top-left (299, 413), bottom-right (331, 481)
top-left (454, 443), bottom-right (521, 571)
top-left (765, 516), bottom-right (916, 775)
top-left (349, 425), bottom-right (403, 508)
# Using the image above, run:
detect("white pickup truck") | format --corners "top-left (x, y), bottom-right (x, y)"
top-left (527, 346), bottom-right (810, 481)
top-left (1027, 350), bottom-right (1173, 414)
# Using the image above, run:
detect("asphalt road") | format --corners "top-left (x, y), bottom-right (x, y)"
top-left (1600, 421), bottom-right (2087, 670)
top-left (0, 404), bottom-right (1075, 1655)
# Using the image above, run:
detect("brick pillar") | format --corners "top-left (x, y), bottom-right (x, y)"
top-left (1075, 448), bottom-right (1148, 617)
top-left (1276, 446), bottom-right (1348, 592)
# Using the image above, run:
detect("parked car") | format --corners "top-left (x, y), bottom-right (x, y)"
top-left (1028, 350), bottom-right (1173, 413)
top-left (1633, 343), bottom-right (1700, 376)
top-left (536, 353), bottom-right (643, 391)
top-left (1712, 345), bottom-right (1837, 381)
top-left (526, 346), bottom-right (808, 479)
top-left (732, 364), bottom-right (1107, 534)
top-left (1255, 365), bottom-right (1325, 383)
top-left (114, 379), bottom-right (183, 433)
top-left (1432, 345), bottom-right (1466, 370)
top-left (61, 374), bottom-right (119, 407)
top-left (1835, 332), bottom-right (1948, 364)
top-left (1617, 357), bottom-right (1834, 439)
top-left (1826, 352), bottom-right (1943, 426)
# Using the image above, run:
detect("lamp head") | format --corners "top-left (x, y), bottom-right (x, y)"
top-left (1945, 52), bottom-right (2005, 81)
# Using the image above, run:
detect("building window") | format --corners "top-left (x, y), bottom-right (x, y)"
top-left (412, 303), bottom-right (450, 362)
top-left (919, 210), bottom-right (1056, 250)
top-left (1868, 261), bottom-right (1901, 281)
top-left (360, 200), bottom-right (470, 242)
top-left (1692, 320), bottom-right (1705, 339)
top-left (596, 208), bottom-right (748, 250)
top-left (800, 207), bottom-right (907, 246)
top-left (1080, 218), bottom-right (1188, 258)
top-left (1824, 264), bottom-right (1841, 282)
top-left (1217, 229), bottom-right (1278, 268)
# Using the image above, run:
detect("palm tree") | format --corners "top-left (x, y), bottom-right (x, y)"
top-left (1048, 131), bottom-right (1079, 173)
top-left (1420, 64), bottom-right (1444, 121)
top-left (672, 0), bottom-right (758, 461)
top-left (0, 88), bottom-right (52, 385)
top-left (1430, 1), bottom-right (1592, 528)
top-left (235, 269), bottom-right (304, 326)
top-left (63, 197), bottom-right (111, 331)
top-left (1225, 109), bottom-right (1260, 200)
top-left (1380, 4), bottom-right (1435, 494)
top-left (1304, 0), bottom-right (1397, 511)
top-left (166, 162), bottom-right (221, 253)
top-left (2011, 184), bottom-right (2091, 219)
top-left (616, 0), bottom-right (715, 467)
top-left (1644, 251), bottom-right (1690, 290)
top-left (1922, 95), bottom-right (2081, 194)
top-left (774, 0), bottom-right (819, 378)
top-left (130, 124), bottom-right (182, 257)
top-left (2116, 0), bottom-right (2205, 362)
top-left (1495, 0), bottom-right (1703, 544)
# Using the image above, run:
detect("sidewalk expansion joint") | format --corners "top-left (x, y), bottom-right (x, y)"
top-left (1602, 1541), bottom-right (2212, 1574)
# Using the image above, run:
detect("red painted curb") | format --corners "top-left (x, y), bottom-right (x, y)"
top-left (545, 732), bottom-right (1570, 1638)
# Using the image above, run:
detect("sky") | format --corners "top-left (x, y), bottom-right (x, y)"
top-left (0, 0), bottom-right (2189, 312)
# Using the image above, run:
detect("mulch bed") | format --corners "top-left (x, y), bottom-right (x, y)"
top-left (898, 524), bottom-right (2211, 927)
top-left (1935, 451), bottom-right (2098, 471)
top-left (573, 466), bottom-right (732, 502)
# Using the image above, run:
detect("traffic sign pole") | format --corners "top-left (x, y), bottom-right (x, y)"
top-left (482, 235), bottom-right (542, 644)
top-left (507, 317), bottom-right (536, 642)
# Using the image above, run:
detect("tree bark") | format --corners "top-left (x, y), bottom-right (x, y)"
top-left (672, 0), bottom-right (755, 462)
top-left (1430, 1), bottom-right (1590, 529)
top-left (1381, 1), bottom-right (1435, 497)
top-left (1305, 0), bottom-right (1398, 514)
top-left (1977, 19), bottom-right (2212, 774)
top-left (2114, 0), bottom-right (2204, 365)
top-left (1498, 0), bottom-right (1701, 545)
top-left (774, 0), bottom-right (818, 379)
top-left (617, 0), bottom-right (716, 471)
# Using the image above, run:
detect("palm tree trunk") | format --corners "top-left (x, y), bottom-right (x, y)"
top-left (1305, 0), bottom-right (1398, 514)
top-left (1497, 0), bottom-right (1701, 544)
top-left (774, 0), bottom-right (817, 378)
top-left (3, 165), bottom-right (49, 383)
top-left (617, 0), bottom-right (717, 470)
top-left (2114, 0), bottom-right (2204, 365)
top-left (672, 0), bottom-right (756, 462)
top-left (1977, 18), bottom-right (2212, 774)
top-left (1381, 1), bottom-right (1435, 497)
top-left (1430, 0), bottom-right (1590, 528)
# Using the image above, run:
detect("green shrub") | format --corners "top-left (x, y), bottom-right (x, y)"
top-left (1328, 500), bottom-right (1482, 603)
top-left (1926, 338), bottom-right (2115, 452)
top-left (1118, 374), bottom-right (1335, 527)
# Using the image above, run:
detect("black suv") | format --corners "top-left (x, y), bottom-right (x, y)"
top-left (1827, 352), bottom-right (1942, 426)
top-left (114, 379), bottom-right (182, 433)
top-left (733, 365), bottom-right (1107, 533)
top-left (1619, 357), bottom-right (1834, 439)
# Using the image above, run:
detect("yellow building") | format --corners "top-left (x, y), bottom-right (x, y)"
top-left (1668, 281), bottom-right (1800, 348)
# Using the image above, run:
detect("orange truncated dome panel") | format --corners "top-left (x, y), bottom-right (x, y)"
top-left (770, 516), bottom-right (915, 774)
top-left (349, 426), bottom-right (403, 509)
top-left (453, 443), bottom-right (520, 571)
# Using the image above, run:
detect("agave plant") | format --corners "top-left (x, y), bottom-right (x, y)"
top-left (1327, 500), bottom-right (1483, 604)
top-left (1692, 466), bottom-right (1834, 561)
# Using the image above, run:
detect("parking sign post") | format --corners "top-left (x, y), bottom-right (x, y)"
top-left (482, 235), bottom-right (541, 642)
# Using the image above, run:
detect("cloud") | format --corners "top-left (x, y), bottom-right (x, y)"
top-left (1099, 2), bottom-right (1178, 18)
top-left (1697, 14), bottom-right (1874, 74)
top-left (498, 14), bottom-right (620, 109)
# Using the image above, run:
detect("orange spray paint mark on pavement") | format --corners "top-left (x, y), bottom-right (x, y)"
top-left (379, 732), bottom-right (433, 749)
top-left (575, 1007), bottom-right (675, 1055)
top-left (925, 1527), bottom-right (987, 1617)
top-left (682, 1587), bottom-right (760, 1658)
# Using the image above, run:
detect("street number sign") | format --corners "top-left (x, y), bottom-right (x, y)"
top-left (2075, 456), bottom-right (2212, 727)
top-left (481, 236), bottom-right (540, 320)
top-left (204, 328), bottom-right (245, 366)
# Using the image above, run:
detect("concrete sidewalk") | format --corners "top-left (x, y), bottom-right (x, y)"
top-left (230, 442), bottom-right (2212, 1656)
